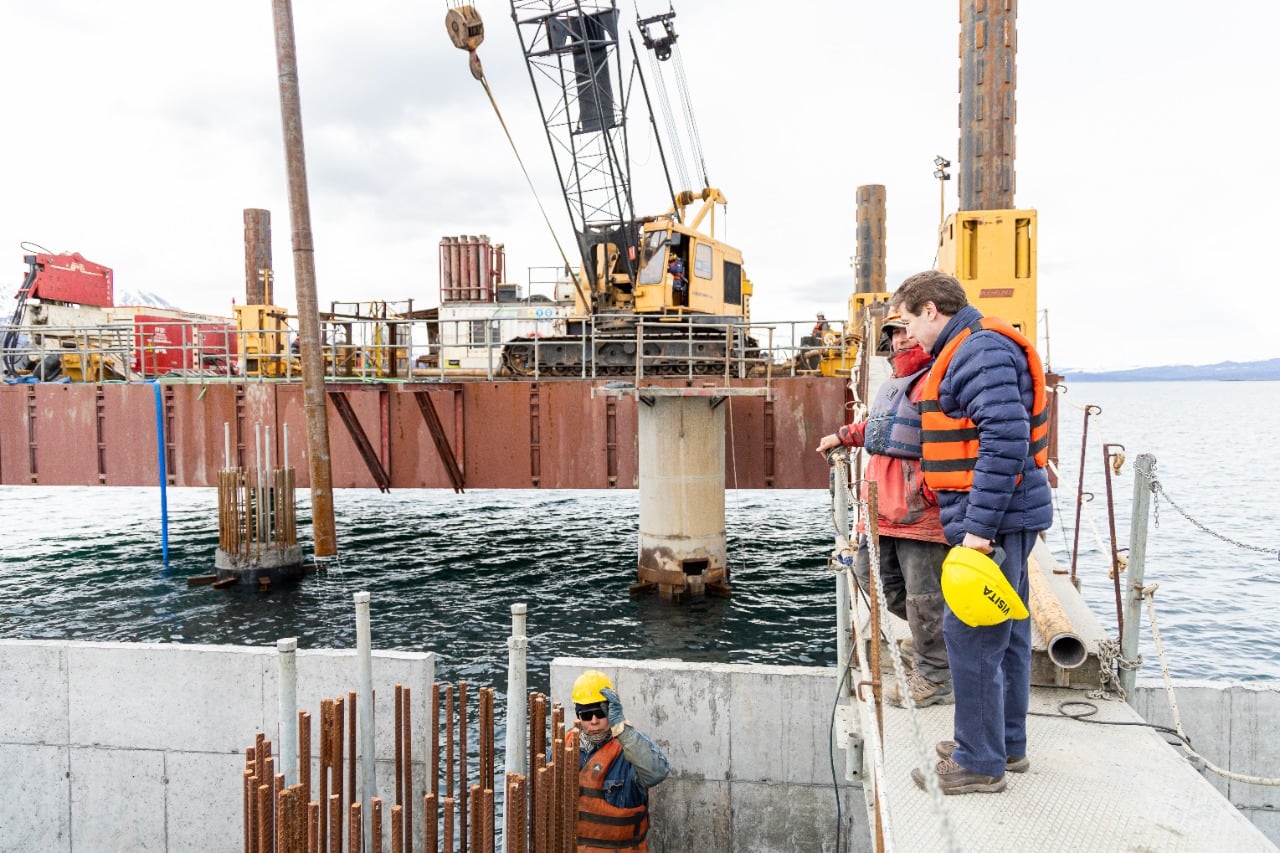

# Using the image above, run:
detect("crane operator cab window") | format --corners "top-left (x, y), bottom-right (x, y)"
top-left (638, 231), bottom-right (669, 286)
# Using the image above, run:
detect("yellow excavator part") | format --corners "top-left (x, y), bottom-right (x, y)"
top-left (936, 209), bottom-right (1037, 338)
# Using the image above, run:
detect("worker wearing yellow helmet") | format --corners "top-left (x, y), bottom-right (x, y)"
top-left (573, 670), bottom-right (669, 852)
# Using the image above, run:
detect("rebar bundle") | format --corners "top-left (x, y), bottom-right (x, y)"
top-left (243, 681), bottom-right (522, 852)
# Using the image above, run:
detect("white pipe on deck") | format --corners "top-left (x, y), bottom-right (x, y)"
top-left (354, 591), bottom-right (376, 846)
top-left (506, 603), bottom-right (529, 795)
top-left (277, 637), bottom-right (298, 785)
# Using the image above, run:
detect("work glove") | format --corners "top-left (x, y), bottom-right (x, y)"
top-left (600, 686), bottom-right (626, 728)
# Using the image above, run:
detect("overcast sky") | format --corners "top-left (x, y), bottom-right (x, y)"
top-left (2, 1), bottom-right (1276, 370)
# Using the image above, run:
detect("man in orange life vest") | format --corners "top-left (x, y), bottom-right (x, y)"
top-left (890, 270), bottom-right (1052, 795)
top-left (574, 670), bottom-right (669, 851)
top-left (815, 314), bottom-right (953, 708)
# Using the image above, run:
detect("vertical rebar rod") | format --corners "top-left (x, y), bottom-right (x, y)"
top-left (547, 738), bottom-right (560, 852)
top-left (459, 682), bottom-right (469, 853)
top-left (443, 797), bottom-right (455, 853)
top-left (244, 769), bottom-right (256, 853)
top-left (319, 701), bottom-right (331, 853)
top-left (328, 794), bottom-right (341, 853)
top-left (1120, 453), bottom-right (1155, 701)
top-left (333, 695), bottom-right (345, 844)
top-left (269, 0), bottom-right (336, 557)
top-left (395, 684), bottom-right (405, 809)
top-left (392, 803), bottom-right (404, 853)
top-left (372, 797), bottom-right (383, 853)
top-left (446, 685), bottom-right (455, 802)
top-left (347, 691), bottom-right (357, 814)
top-left (275, 774), bottom-right (286, 853)
top-left (403, 685), bottom-right (413, 844)
top-left (299, 710), bottom-right (312, 804)
top-left (534, 765), bottom-right (549, 853)
top-left (469, 784), bottom-right (482, 853)
top-left (505, 604), bottom-right (528, 785)
top-left (348, 803), bottom-right (361, 853)
top-left (308, 800), bottom-right (320, 853)
top-left (278, 638), bottom-right (299, 785)
top-left (483, 787), bottom-right (495, 853)
top-left (258, 784), bottom-right (272, 853)
top-left (425, 792), bottom-right (438, 853)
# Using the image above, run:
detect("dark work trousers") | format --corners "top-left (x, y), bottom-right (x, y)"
top-left (854, 535), bottom-right (952, 683)
top-left (943, 528), bottom-right (1038, 777)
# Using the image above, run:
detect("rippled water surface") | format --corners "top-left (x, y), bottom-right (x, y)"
top-left (2, 380), bottom-right (1278, 687)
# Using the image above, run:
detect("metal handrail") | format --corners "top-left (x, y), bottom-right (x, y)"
top-left (0, 315), bottom-right (855, 384)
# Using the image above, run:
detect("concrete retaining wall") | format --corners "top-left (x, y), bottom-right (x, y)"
top-left (1133, 680), bottom-right (1280, 845)
top-left (551, 657), bottom-right (869, 853)
top-left (0, 639), bottom-right (435, 852)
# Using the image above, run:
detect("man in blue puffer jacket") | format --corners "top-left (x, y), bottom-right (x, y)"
top-left (890, 270), bottom-right (1052, 795)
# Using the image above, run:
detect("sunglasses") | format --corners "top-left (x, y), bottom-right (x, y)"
top-left (576, 704), bottom-right (608, 721)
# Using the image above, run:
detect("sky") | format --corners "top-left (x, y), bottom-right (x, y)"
top-left (2, 1), bottom-right (1277, 371)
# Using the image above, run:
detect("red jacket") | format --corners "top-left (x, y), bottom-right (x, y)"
top-left (837, 346), bottom-right (946, 543)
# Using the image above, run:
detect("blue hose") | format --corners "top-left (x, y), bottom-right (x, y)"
top-left (152, 381), bottom-right (169, 570)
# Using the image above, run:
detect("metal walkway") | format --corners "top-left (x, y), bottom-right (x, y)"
top-left (862, 687), bottom-right (1276, 852)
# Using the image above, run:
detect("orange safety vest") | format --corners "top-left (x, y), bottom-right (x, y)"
top-left (578, 737), bottom-right (649, 852)
top-left (917, 318), bottom-right (1048, 491)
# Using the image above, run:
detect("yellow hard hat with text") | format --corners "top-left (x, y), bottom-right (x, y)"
top-left (572, 670), bottom-right (614, 705)
top-left (941, 546), bottom-right (1029, 627)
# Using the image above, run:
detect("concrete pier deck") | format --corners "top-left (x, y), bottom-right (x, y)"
top-left (860, 685), bottom-right (1276, 851)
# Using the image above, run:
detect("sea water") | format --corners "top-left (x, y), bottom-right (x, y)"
top-left (1, 381), bottom-right (1278, 689)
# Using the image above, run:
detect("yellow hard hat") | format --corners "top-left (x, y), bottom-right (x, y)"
top-left (941, 547), bottom-right (1029, 627)
top-left (572, 670), bottom-right (614, 705)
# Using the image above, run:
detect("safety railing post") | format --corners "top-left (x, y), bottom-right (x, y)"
top-left (1120, 453), bottom-right (1155, 702)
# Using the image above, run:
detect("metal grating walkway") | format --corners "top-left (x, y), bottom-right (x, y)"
top-left (864, 686), bottom-right (1276, 852)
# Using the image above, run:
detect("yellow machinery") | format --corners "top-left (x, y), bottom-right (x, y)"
top-left (233, 304), bottom-right (294, 377)
top-left (936, 209), bottom-right (1038, 337)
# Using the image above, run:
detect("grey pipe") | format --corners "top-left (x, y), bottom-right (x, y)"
top-left (505, 602), bottom-right (529, 806)
top-left (277, 637), bottom-right (298, 785)
top-left (354, 591), bottom-right (376, 847)
top-left (1121, 454), bottom-right (1156, 701)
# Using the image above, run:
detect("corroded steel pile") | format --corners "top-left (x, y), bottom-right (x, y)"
top-left (240, 684), bottom-right (581, 852)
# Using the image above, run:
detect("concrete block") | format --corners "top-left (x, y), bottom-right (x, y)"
top-left (0, 640), bottom-right (69, 744)
top-left (164, 750), bottom-right (246, 853)
top-left (1226, 683), bottom-right (1280, 812)
top-left (553, 657), bottom-right (733, 781)
top-left (727, 665), bottom-right (839, 785)
top-left (70, 746), bottom-right (166, 852)
top-left (260, 649), bottom-right (435, 768)
top-left (646, 777), bottom-right (731, 853)
top-left (728, 780), bottom-right (866, 853)
top-left (2, 743), bottom-right (70, 852)
top-left (67, 642), bottom-right (269, 753)
top-left (1241, 808), bottom-right (1280, 848)
top-left (1134, 680), bottom-right (1232, 800)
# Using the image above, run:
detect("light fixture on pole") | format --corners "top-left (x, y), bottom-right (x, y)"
top-left (933, 155), bottom-right (951, 226)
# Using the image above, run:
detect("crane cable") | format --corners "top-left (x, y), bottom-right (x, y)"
top-left (444, 5), bottom-right (587, 308)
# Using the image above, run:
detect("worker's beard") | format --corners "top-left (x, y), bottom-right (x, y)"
top-left (583, 728), bottom-right (611, 748)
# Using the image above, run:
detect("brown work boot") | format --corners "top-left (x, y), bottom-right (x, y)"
top-left (911, 757), bottom-right (1006, 794)
top-left (936, 739), bottom-right (1029, 773)
top-left (885, 669), bottom-right (954, 708)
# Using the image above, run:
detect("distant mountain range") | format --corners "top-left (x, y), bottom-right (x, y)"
top-left (1059, 358), bottom-right (1280, 381)
top-left (114, 291), bottom-right (179, 310)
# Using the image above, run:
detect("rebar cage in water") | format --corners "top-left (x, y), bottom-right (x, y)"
top-left (218, 467), bottom-right (298, 560)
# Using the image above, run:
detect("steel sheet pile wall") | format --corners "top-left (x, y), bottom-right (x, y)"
top-left (0, 377), bottom-right (842, 489)
top-left (0, 640), bottom-right (433, 853)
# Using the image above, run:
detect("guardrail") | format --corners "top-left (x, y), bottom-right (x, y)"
top-left (1, 315), bottom-right (857, 383)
